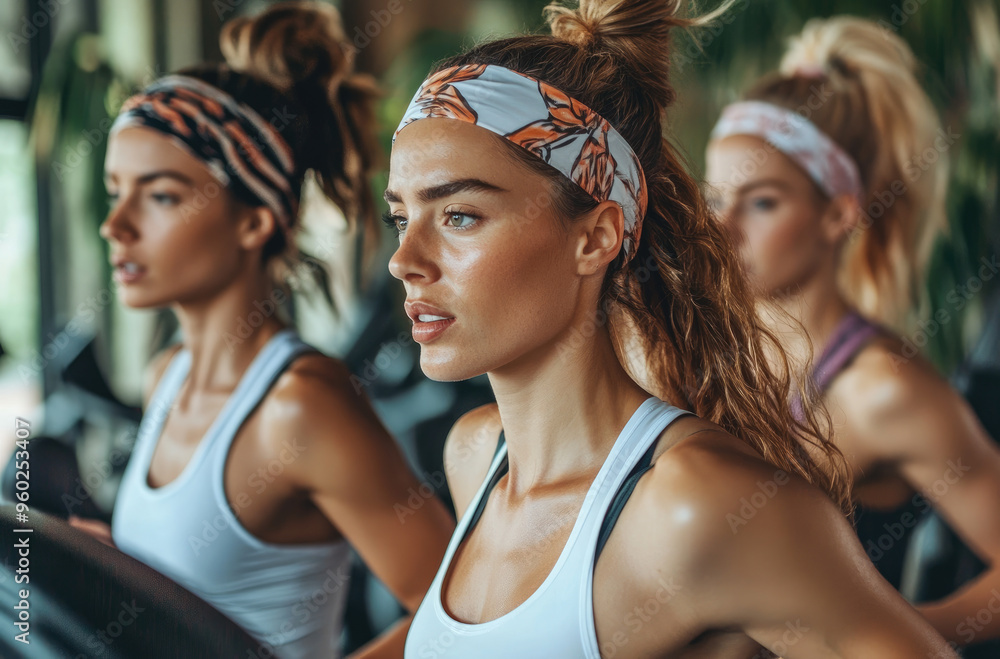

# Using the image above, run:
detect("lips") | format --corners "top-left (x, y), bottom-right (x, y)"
top-left (111, 257), bottom-right (146, 285)
top-left (404, 300), bottom-right (456, 344)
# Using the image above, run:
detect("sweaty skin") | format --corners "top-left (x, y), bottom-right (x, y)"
top-left (706, 134), bottom-right (1000, 646)
top-left (386, 118), bottom-right (957, 658)
top-left (75, 126), bottom-right (454, 659)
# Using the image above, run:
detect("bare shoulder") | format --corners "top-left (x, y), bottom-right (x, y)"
top-left (648, 427), bottom-right (833, 524)
top-left (253, 352), bottom-right (397, 479)
top-left (829, 334), bottom-right (961, 454)
top-left (834, 334), bottom-right (945, 410)
top-left (274, 351), bottom-right (358, 400)
top-left (443, 403), bottom-right (503, 519)
top-left (626, 426), bottom-right (849, 575)
top-left (259, 351), bottom-right (382, 429)
top-left (142, 343), bottom-right (183, 407)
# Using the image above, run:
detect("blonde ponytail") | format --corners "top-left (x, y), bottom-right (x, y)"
top-left (750, 17), bottom-right (948, 330)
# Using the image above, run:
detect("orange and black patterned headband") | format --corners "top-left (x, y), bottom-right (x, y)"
top-left (111, 75), bottom-right (297, 229)
top-left (394, 65), bottom-right (648, 263)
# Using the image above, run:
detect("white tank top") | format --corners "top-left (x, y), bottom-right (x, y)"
top-left (112, 329), bottom-right (352, 659)
top-left (405, 397), bottom-right (690, 659)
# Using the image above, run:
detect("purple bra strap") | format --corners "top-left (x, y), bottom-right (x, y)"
top-left (791, 311), bottom-right (882, 422)
top-left (811, 310), bottom-right (883, 393)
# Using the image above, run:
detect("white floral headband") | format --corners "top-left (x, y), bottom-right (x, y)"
top-left (394, 64), bottom-right (648, 262)
top-left (710, 100), bottom-right (864, 203)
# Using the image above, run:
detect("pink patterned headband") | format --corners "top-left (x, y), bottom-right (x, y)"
top-left (710, 101), bottom-right (864, 203)
top-left (394, 64), bottom-right (648, 262)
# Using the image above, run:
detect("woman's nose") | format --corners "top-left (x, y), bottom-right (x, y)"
top-left (388, 219), bottom-right (440, 285)
top-left (99, 195), bottom-right (138, 244)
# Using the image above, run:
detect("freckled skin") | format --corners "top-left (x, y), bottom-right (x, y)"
top-left (388, 119), bottom-right (585, 382)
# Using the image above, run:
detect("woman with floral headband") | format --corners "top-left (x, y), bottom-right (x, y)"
top-left (68, 3), bottom-right (453, 657)
top-left (705, 16), bottom-right (1000, 646)
top-left (385, 0), bottom-right (956, 657)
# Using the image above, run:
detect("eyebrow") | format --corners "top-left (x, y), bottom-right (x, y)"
top-left (736, 178), bottom-right (791, 195)
top-left (383, 178), bottom-right (507, 204)
top-left (104, 170), bottom-right (196, 187)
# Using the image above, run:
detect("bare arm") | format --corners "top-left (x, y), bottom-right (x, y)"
top-left (849, 352), bottom-right (1000, 644)
top-left (279, 356), bottom-right (455, 613)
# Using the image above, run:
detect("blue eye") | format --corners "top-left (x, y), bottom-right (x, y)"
top-left (446, 212), bottom-right (479, 229)
top-left (151, 193), bottom-right (180, 206)
top-left (381, 211), bottom-right (407, 235)
top-left (750, 197), bottom-right (777, 212)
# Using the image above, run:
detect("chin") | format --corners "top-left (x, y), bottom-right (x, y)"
top-left (116, 288), bottom-right (171, 310)
top-left (418, 348), bottom-right (487, 383)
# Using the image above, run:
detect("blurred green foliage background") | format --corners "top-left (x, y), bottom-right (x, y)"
top-left (7, 0), bottom-right (999, 401)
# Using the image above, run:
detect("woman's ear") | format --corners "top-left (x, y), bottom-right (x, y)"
top-left (236, 205), bottom-right (278, 252)
top-left (821, 193), bottom-right (862, 245)
top-left (576, 201), bottom-right (625, 275)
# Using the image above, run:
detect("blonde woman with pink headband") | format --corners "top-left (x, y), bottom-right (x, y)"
top-left (706, 16), bottom-right (1000, 648)
top-left (383, 1), bottom-right (958, 656)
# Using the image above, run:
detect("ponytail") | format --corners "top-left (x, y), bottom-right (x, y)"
top-left (748, 17), bottom-right (948, 331)
top-left (181, 1), bottom-right (381, 293)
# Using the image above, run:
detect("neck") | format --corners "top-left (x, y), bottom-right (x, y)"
top-left (488, 309), bottom-right (650, 496)
top-left (172, 269), bottom-right (288, 395)
top-left (762, 270), bottom-right (852, 376)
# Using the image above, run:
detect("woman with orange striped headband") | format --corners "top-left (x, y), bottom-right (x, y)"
top-left (706, 16), bottom-right (1000, 650)
top-left (69, 3), bottom-right (453, 657)
top-left (386, 1), bottom-right (956, 657)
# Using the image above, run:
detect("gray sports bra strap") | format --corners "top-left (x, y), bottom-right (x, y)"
top-left (464, 431), bottom-right (508, 532)
top-left (594, 440), bottom-right (658, 561)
